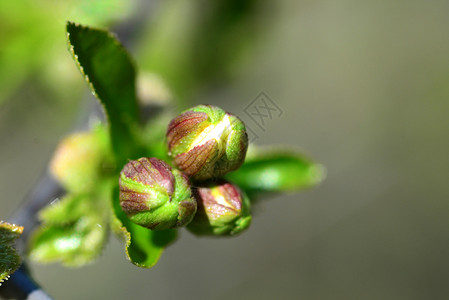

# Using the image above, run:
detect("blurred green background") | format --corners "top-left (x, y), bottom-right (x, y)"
top-left (1, 0), bottom-right (449, 299)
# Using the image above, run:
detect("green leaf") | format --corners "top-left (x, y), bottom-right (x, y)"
top-left (226, 147), bottom-right (325, 195)
top-left (140, 112), bottom-right (174, 162)
top-left (28, 217), bottom-right (107, 267)
top-left (28, 187), bottom-right (111, 267)
top-left (0, 221), bottom-right (23, 285)
top-left (38, 194), bottom-right (90, 226)
top-left (111, 186), bottom-right (177, 268)
top-left (66, 21), bottom-right (140, 165)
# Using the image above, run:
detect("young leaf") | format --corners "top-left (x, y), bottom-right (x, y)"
top-left (38, 194), bottom-right (90, 226)
top-left (66, 21), bottom-right (140, 165)
top-left (28, 216), bottom-right (107, 267)
top-left (226, 147), bottom-right (325, 195)
top-left (28, 190), bottom-right (110, 267)
top-left (111, 187), bottom-right (177, 268)
top-left (0, 221), bottom-right (23, 285)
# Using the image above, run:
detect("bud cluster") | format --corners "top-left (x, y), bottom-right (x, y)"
top-left (119, 105), bottom-right (252, 236)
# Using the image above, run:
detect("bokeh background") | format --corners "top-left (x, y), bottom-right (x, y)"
top-left (1, 0), bottom-right (449, 299)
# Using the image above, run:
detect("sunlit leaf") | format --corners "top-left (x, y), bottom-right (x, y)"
top-left (28, 217), bottom-right (107, 267)
top-left (28, 185), bottom-right (111, 267)
top-left (66, 21), bottom-right (141, 165)
top-left (38, 194), bottom-right (88, 226)
top-left (226, 147), bottom-right (325, 195)
top-left (0, 222), bottom-right (23, 285)
top-left (111, 186), bottom-right (177, 268)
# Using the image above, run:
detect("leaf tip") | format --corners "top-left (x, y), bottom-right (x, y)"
top-left (308, 163), bottom-right (326, 187)
top-left (66, 21), bottom-right (80, 35)
top-left (0, 221), bottom-right (24, 235)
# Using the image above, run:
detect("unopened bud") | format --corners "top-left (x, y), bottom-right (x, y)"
top-left (166, 105), bottom-right (248, 180)
top-left (187, 181), bottom-right (252, 236)
top-left (50, 125), bottom-right (110, 192)
top-left (119, 157), bottom-right (196, 230)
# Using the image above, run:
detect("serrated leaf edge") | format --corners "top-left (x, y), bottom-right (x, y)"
top-left (0, 221), bottom-right (23, 285)
top-left (65, 21), bottom-right (138, 129)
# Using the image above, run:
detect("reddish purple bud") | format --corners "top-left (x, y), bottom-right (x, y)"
top-left (119, 157), bottom-right (196, 230)
top-left (187, 180), bottom-right (252, 236)
top-left (167, 105), bottom-right (248, 180)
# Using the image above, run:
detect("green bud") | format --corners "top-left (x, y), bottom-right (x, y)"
top-left (119, 157), bottom-right (196, 230)
top-left (166, 105), bottom-right (248, 180)
top-left (187, 180), bottom-right (252, 236)
top-left (49, 125), bottom-right (111, 192)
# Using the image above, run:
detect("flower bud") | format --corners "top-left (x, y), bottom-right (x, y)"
top-left (166, 105), bottom-right (248, 180)
top-left (119, 157), bottom-right (196, 230)
top-left (187, 181), bottom-right (252, 236)
top-left (50, 125), bottom-right (111, 192)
